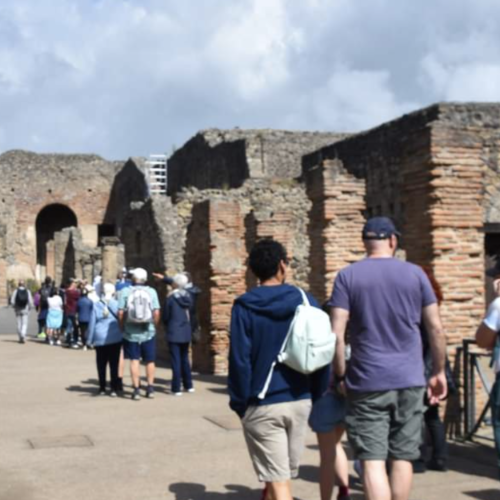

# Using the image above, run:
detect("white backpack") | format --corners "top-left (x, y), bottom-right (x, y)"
top-left (126, 287), bottom-right (153, 324)
top-left (258, 287), bottom-right (336, 399)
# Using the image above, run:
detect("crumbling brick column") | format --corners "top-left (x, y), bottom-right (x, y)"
top-left (429, 128), bottom-right (485, 345)
top-left (187, 200), bottom-right (246, 375)
top-left (305, 159), bottom-right (366, 304)
top-left (208, 200), bottom-right (246, 375)
top-left (101, 237), bottom-right (125, 284)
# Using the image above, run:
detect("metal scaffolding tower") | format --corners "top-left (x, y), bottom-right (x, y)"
top-left (146, 154), bottom-right (167, 195)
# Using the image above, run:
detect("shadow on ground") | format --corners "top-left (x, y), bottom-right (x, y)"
top-left (66, 378), bottom-right (101, 396)
top-left (464, 490), bottom-right (500, 500)
top-left (169, 483), bottom-right (264, 499)
top-left (447, 440), bottom-right (498, 481)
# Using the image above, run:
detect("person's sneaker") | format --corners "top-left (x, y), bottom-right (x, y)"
top-left (49, 339), bottom-right (55, 346)
top-left (98, 390), bottom-right (106, 396)
top-left (71, 343), bottom-right (80, 349)
top-left (146, 386), bottom-right (155, 399)
top-left (427, 458), bottom-right (447, 472)
top-left (83, 345), bottom-right (88, 351)
top-left (56, 339), bottom-right (62, 346)
top-left (132, 388), bottom-right (141, 401)
top-left (110, 391), bottom-right (117, 398)
top-left (172, 392), bottom-right (183, 396)
top-left (18, 338), bottom-right (25, 344)
top-left (186, 388), bottom-right (195, 393)
top-left (37, 332), bottom-right (46, 340)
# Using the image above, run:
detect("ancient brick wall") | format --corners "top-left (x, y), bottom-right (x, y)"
top-left (167, 129), bottom-right (347, 195)
top-left (304, 159), bottom-right (366, 304)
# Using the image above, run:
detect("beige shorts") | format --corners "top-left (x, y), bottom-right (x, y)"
top-left (241, 399), bottom-right (312, 482)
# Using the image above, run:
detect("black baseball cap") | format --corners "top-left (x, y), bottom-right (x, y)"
top-left (362, 217), bottom-right (401, 240)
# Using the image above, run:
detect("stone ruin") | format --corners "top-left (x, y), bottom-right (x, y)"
top-left (2, 102), bottom-right (500, 407)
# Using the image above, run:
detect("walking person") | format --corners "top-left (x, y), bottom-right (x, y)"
top-left (87, 283), bottom-right (123, 396)
top-left (475, 260), bottom-right (500, 478)
top-left (77, 287), bottom-right (94, 350)
top-left (329, 217), bottom-right (447, 500)
top-left (118, 268), bottom-right (160, 401)
top-left (309, 370), bottom-right (351, 500)
top-left (10, 280), bottom-right (34, 343)
top-left (64, 278), bottom-right (81, 347)
top-left (46, 287), bottom-right (64, 346)
top-left (163, 273), bottom-right (194, 396)
top-left (37, 277), bottom-right (53, 340)
top-left (228, 239), bottom-right (329, 500)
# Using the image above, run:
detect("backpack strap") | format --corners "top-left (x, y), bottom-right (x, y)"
top-left (100, 300), bottom-right (118, 320)
top-left (257, 287), bottom-right (305, 400)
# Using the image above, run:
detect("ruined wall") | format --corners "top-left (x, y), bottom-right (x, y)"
top-left (167, 129), bottom-right (348, 195)
top-left (0, 151), bottom-right (121, 287)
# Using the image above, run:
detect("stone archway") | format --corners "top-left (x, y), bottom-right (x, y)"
top-left (36, 204), bottom-right (78, 267)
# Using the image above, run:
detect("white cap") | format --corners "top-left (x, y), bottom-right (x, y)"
top-left (132, 268), bottom-right (148, 283)
top-left (173, 273), bottom-right (188, 289)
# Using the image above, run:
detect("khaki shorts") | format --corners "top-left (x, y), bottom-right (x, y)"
top-left (242, 399), bottom-right (312, 482)
top-left (346, 387), bottom-right (425, 461)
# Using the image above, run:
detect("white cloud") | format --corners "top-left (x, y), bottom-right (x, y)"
top-left (1, 0), bottom-right (500, 158)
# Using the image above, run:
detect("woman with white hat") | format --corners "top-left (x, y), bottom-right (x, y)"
top-left (163, 273), bottom-right (194, 396)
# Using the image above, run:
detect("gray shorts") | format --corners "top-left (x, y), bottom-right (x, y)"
top-left (345, 387), bottom-right (425, 461)
top-left (242, 399), bottom-right (312, 482)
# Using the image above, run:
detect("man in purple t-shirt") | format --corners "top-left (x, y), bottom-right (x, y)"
top-left (329, 217), bottom-right (447, 500)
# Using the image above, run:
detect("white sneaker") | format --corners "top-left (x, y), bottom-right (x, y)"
top-left (173, 392), bottom-right (183, 397)
top-left (49, 339), bottom-right (55, 346)
top-left (187, 388), bottom-right (195, 393)
top-left (56, 339), bottom-right (62, 346)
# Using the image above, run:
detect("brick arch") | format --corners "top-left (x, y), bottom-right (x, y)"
top-left (35, 203), bottom-right (78, 266)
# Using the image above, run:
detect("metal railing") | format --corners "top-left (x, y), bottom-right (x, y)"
top-left (462, 338), bottom-right (494, 440)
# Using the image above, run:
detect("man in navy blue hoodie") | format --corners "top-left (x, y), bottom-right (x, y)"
top-left (229, 239), bottom-right (329, 500)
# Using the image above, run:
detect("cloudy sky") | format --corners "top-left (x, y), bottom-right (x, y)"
top-left (0, 0), bottom-right (499, 160)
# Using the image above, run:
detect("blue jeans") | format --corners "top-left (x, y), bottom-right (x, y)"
top-left (169, 342), bottom-right (193, 393)
top-left (66, 315), bottom-right (77, 343)
top-left (491, 373), bottom-right (500, 474)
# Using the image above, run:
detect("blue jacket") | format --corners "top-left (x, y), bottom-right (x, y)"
top-left (163, 290), bottom-right (192, 343)
top-left (228, 284), bottom-right (330, 418)
top-left (77, 296), bottom-right (94, 323)
top-left (87, 299), bottom-right (122, 346)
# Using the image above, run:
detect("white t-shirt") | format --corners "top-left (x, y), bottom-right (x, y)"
top-left (483, 297), bottom-right (500, 373)
top-left (47, 295), bottom-right (63, 311)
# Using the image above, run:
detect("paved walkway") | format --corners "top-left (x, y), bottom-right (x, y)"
top-left (0, 308), bottom-right (498, 500)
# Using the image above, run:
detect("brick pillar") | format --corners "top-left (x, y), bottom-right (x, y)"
top-left (427, 127), bottom-right (486, 434)
top-left (305, 159), bottom-right (366, 304)
top-left (208, 200), bottom-right (246, 375)
top-left (429, 128), bottom-right (485, 345)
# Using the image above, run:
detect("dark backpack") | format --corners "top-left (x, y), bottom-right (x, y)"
top-left (15, 288), bottom-right (29, 308)
top-left (40, 287), bottom-right (50, 308)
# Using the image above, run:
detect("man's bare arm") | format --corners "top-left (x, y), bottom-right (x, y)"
top-left (422, 303), bottom-right (447, 403)
top-left (118, 310), bottom-right (125, 331)
top-left (331, 307), bottom-right (350, 377)
top-left (422, 303), bottom-right (446, 374)
top-left (153, 309), bottom-right (161, 328)
top-left (475, 322), bottom-right (497, 350)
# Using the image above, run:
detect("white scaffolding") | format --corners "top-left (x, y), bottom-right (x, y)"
top-left (146, 154), bottom-right (167, 195)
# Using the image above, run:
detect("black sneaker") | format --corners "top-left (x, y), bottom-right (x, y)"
top-left (146, 386), bottom-right (155, 399)
top-left (132, 388), bottom-right (141, 401)
top-left (412, 460), bottom-right (427, 474)
top-left (427, 458), bottom-right (447, 472)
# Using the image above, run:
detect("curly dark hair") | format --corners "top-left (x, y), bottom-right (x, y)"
top-left (249, 239), bottom-right (288, 282)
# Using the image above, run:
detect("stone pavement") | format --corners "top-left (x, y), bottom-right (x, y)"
top-left (0, 308), bottom-right (499, 500)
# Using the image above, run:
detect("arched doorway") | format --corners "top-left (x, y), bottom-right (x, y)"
top-left (36, 204), bottom-right (78, 266)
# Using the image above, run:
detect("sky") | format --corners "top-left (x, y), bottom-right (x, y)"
top-left (1, 0), bottom-right (500, 160)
